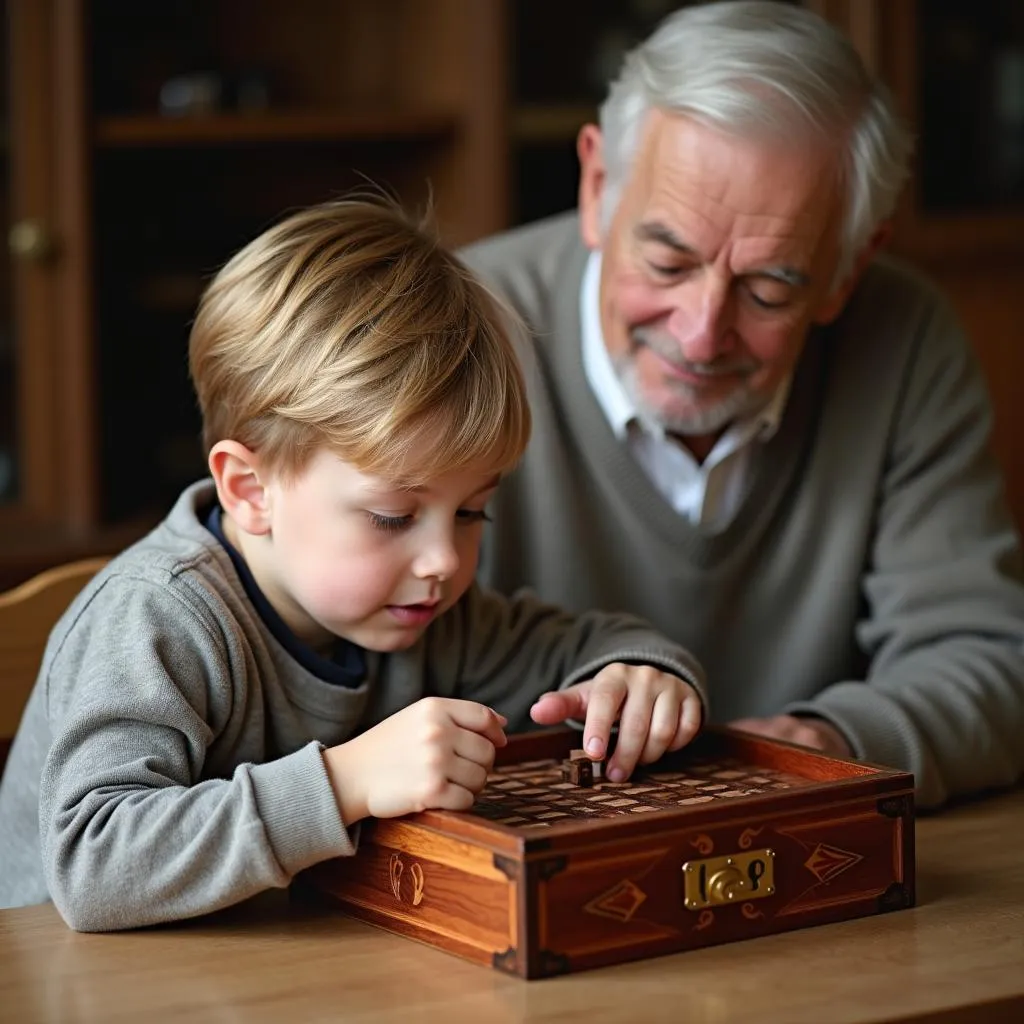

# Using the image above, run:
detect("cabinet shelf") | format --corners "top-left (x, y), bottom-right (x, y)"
top-left (95, 111), bottom-right (460, 147)
top-left (511, 104), bottom-right (596, 143)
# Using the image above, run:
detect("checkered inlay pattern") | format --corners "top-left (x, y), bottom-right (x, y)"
top-left (471, 757), bottom-right (813, 829)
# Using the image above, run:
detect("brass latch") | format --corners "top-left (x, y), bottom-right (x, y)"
top-left (682, 848), bottom-right (776, 909)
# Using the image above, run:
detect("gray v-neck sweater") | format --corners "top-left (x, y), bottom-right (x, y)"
top-left (461, 212), bottom-right (1024, 809)
top-left (0, 481), bottom-right (704, 928)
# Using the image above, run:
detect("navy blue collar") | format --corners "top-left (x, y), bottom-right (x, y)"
top-left (203, 504), bottom-right (366, 688)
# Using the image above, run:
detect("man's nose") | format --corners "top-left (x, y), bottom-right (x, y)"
top-left (666, 270), bottom-right (736, 363)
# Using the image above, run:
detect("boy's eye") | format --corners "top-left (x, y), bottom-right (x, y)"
top-left (456, 508), bottom-right (492, 525)
top-left (367, 512), bottom-right (413, 533)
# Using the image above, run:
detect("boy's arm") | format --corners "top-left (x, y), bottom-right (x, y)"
top-left (38, 576), bottom-right (354, 932)
top-left (427, 582), bottom-right (708, 728)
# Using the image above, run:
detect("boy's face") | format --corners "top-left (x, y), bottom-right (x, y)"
top-left (242, 448), bottom-right (499, 653)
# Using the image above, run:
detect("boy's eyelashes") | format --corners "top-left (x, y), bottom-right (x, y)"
top-left (367, 511), bottom-right (413, 533)
top-left (365, 509), bottom-right (492, 533)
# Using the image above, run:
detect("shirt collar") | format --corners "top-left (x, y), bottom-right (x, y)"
top-left (579, 250), bottom-right (792, 444)
top-left (580, 251), bottom-right (636, 440)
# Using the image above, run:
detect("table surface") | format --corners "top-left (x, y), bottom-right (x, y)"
top-left (2, 787), bottom-right (1023, 1024)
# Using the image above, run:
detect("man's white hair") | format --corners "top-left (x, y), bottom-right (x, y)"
top-left (598, 1), bottom-right (913, 283)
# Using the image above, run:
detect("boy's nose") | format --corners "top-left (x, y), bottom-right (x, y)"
top-left (413, 535), bottom-right (460, 581)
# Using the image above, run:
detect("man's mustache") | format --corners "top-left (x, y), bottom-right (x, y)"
top-left (631, 326), bottom-right (760, 378)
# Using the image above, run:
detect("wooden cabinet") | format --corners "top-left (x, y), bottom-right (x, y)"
top-left (871, 1), bottom-right (1024, 531)
top-left (0, 0), bottom-right (507, 585)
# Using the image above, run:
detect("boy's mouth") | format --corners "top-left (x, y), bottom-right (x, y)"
top-left (385, 601), bottom-right (440, 626)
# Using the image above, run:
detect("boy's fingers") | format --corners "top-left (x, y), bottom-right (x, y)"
top-left (446, 699), bottom-right (508, 747)
top-left (606, 699), bottom-right (651, 781)
top-left (529, 689), bottom-right (585, 725)
top-left (640, 689), bottom-right (682, 764)
top-left (670, 694), bottom-right (703, 751)
top-left (431, 782), bottom-right (478, 812)
top-left (446, 755), bottom-right (490, 795)
top-left (454, 728), bottom-right (499, 771)
top-left (581, 672), bottom-right (628, 760)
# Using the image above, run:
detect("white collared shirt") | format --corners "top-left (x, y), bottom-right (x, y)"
top-left (580, 252), bottom-right (791, 532)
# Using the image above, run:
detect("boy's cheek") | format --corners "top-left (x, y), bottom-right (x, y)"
top-left (298, 568), bottom-right (387, 617)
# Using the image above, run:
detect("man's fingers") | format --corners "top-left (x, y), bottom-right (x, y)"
top-left (726, 714), bottom-right (850, 756)
top-left (728, 717), bottom-right (779, 738)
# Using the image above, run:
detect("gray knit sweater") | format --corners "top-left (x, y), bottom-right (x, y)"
top-left (0, 481), bottom-right (704, 928)
top-left (461, 212), bottom-right (1024, 809)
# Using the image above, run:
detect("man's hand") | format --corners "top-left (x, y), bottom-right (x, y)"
top-left (529, 664), bottom-right (702, 782)
top-left (727, 714), bottom-right (853, 758)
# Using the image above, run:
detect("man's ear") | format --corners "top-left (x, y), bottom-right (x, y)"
top-left (208, 440), bottom-right (273, 536)
top-left (815, 222), bottom-right (893, 325)
top-left (577, 124), bottom-right (607, 251)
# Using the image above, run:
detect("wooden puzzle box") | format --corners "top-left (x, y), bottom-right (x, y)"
top-left (298, 727), bottom-right (915, 979)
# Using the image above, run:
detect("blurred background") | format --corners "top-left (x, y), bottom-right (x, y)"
top-left (1, 0), bottom-right (1023, 585)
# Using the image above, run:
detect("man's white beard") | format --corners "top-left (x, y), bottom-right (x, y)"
top-left (614, 356), bottom-right (767, 437)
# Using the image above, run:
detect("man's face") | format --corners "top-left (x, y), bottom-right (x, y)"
top-left (241, 447), bottom-right (498, 654)
top-left (579, 111), bottom-right (848, 439)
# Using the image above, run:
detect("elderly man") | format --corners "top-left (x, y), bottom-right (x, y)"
top-left (461, 0), bottom-right (1024, 808)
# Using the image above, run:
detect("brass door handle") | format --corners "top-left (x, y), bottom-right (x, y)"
top-left (8, 220), bottom-right (56, 263)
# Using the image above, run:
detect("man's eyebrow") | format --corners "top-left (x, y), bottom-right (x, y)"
top-left (636, 221), bottom-right (810, 287)
top-left (749, 266), bottom-right (810, 287)
top-left (635, 221), bottom-right (695, 254)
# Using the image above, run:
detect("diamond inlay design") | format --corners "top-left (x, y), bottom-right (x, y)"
top-left (804, 843), bottom-right (863, 883)
top-left (583, 880), bottom-right (648, 922)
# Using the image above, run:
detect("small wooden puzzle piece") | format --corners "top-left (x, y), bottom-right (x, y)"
top-left (560, 749), bottom-right (605, 787)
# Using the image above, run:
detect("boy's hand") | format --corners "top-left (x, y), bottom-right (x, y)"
top-left (529, 664), bottom-right (701, 782)
top-left (323, 697), bottom-right (507, 824)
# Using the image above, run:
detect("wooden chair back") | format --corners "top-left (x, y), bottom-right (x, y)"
top-left (0, 558), bottom-right (108, 775)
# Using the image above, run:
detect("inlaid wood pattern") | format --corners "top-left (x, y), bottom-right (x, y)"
top-left (472, 756), bottom-right (814, 828)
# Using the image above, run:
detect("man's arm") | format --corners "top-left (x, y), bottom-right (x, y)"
top-left (784, 288), bottom-right (1024, 808)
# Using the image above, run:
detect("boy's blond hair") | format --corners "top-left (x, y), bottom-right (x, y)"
top-left (189, 197), bottom-right (531, 484)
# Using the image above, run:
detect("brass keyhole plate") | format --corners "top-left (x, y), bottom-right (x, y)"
top-left (682, 848), bottom-right (776, 909)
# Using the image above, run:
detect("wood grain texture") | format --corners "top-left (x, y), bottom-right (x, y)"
top-left (2, 786), bottom-right (1022, 1022)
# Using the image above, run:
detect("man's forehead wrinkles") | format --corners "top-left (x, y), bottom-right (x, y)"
top-left (635, 211), bottom-right (813, 280)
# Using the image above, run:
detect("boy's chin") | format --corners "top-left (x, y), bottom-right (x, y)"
top-left (351, 627), bottom-right (426, 653)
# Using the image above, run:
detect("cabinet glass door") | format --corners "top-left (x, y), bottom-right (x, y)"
top-left (919, 0), bottom-right (1024, 212)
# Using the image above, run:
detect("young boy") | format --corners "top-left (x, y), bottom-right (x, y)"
top-left (0, 198), bottom-right (706, 930)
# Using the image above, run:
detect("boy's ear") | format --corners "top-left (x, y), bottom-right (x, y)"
top-left (208, 440), bottom-right (273, 536)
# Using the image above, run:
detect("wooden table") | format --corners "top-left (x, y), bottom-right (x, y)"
top-left (2, 788), bottom-right (1023, 1024)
